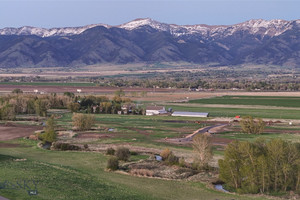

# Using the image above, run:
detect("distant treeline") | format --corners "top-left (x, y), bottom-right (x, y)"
top-left (2, 70), bottom-right (300, 91)
top-left (0, 93), bottom-right (69, 120)
top-left (0, 90), bottom-right (141, 120)
top-left (96, 79), bottom-right (300, 91)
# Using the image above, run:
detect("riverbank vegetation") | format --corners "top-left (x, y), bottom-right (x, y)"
top-left (219, 139), bottom-right (300, 194)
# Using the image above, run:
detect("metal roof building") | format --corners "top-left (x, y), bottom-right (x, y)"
top-left (171, 111), bottom-right (209, 118)
top-left (146, 106), bottom-right (167, 116)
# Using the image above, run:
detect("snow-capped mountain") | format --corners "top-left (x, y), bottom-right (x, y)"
top-left (0, 24), bottom-right (110, 37)
top-left (119, 18), bottom-right (297, 38)
top-left (119, 18), bottom-right (171, 31)
top-left (0, 18), bottom-right (298, 38)
top-left (0, 18), bottom-right (299, 68)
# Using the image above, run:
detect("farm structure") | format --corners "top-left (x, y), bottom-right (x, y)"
top-left (121, 103), bottom-right (136, 114)
top-left (172, 111), bottom-right (209, 118)
top-left (146, 106), bottom-right (167, 115)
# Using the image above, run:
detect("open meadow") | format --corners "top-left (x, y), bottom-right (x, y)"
top-left (1, 89), bottom-right (300, 199)
top-left (189, 95), bottom-right (300, 108)
top-left (0, 139), bottom-right (269, 200)
top-left (0, 111), bottom-right (272, 200)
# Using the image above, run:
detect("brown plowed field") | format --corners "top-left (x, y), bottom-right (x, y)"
top-left (0, 123), bottom-right (42, 141)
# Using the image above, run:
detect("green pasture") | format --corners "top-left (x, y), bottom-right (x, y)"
top-left (0, 139), bottom-right (268, 200)
top-left (58, 113), bottom-right (204, 149)
top-left (188, 95), bottom-right (300, 108)
top-left (217, 132), bottom-right (300, 143)
top-left (167, 105), bottom-right (300, 119)
top-left (1, 109), bottom-right (298, 199)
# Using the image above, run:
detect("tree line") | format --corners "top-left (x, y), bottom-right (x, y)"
top-left (68, 91), bottom-right (144, 115)
top-left (0, 90), bottom-right (142, 120)
top-left (0, 93), bottom-right (70, 120)
top-left (219, 139), bottom-right (300, 194)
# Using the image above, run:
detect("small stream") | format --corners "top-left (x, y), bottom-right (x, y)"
top-left (214, 184), bottom-right (229, 193)
top-left (41, 142), bottom-right (51, 150)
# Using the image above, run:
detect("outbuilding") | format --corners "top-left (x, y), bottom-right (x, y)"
top-left (171, 111), bottom-right (209, 118)
top-left (146, 106), bottom-right (167, 116)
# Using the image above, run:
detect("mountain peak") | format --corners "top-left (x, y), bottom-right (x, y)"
top-left (119, 18), bottom-right (165, 30)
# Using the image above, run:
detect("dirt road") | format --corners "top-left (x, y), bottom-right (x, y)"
top-left (163, 124), bottom-right (231, 145)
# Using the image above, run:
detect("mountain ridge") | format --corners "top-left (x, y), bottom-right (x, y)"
top-left (1, 18), bottom-right (298, 38)
top-left (0, 18), bottom-right (299, 68)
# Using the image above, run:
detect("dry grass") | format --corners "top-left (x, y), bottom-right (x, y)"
top-left (130, 169), bottom-right (154, 177)
top-left (0, 63), bottom-right (206, 78)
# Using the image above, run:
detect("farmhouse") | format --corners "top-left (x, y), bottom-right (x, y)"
top-left (92, 105), bottom-right (99, 113)
top-left (121, 103), bottom-right (136, 114)
top-left (146, 106), bottom-right (167, 116)
top-left (172, 111), bottom-right (209, 118)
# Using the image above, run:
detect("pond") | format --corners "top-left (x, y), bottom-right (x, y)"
top-left (42, 142), bottom-right (51, 150)
top-left (214, 184), bottom-right (229, 193)
top-left (155, 155), bottom-right (162, 161)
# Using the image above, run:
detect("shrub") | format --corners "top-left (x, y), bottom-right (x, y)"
top-left (41, 129), bottom-right (56, 144)
top-left (179, 157), bottom-right (186, 167)
top-left (107, 157), bottom-right (119, 171)
top-left (83, 144), bottom-right (89, 149)
top-left (63, 92), bottom-right (75, 98)
top-left (12, 88), bottom-right (23, 94)
top-left (72, 113), bottom-right (95, 131)
top-left (53, 142), bottom-right (81, 151)
top-left (106, 147), bottom-right (115, 155)
top-left (67, 102), bottom-right (80, 112)
top-left (160, 148), bottom-right (179, 165)
top-left (191, 162), bottom-right (200, 170)
top-left (116, 147), bottom-right (130, 161)
top-left (166, 152), bottom-right (179, 165)
top-left (160, 148), bottom-right (171, 161)
top-left (130, 151), bottom-right (138, 156)
top-left (239, 116), bottom-right (265, 134)
top-left (192, 161), bottom-right (210, 171)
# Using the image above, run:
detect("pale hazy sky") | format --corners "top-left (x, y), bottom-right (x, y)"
top-left (0, 0), bottom-right (299, 28)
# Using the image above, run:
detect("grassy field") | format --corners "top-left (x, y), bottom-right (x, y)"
top-left (57, 112), bottom-right (300, 152)
top-left (1, 93), bottom-right (299, 199)
top-left (0, 139), bottom-right (269, 200)
top-left (166, 105), bottom-right (300, 119)
top-left (189, 96), bottom-right (300, 108)
top-left (58, 113), bottom-right (205, 150)
top-left (217, 131), bottom-right (300, 143)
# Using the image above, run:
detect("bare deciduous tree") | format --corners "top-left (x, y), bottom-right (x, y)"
top-left (192, 134), bottom-right (213, 168)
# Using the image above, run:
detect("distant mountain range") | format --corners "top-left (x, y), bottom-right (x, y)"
top-left (0, 18), bottom-right (299, 68)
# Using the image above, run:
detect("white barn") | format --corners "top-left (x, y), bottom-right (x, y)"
top-left (172, 111), bottom-right (209, 118)
top-left (146, 106), bottom-right (167, 116)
